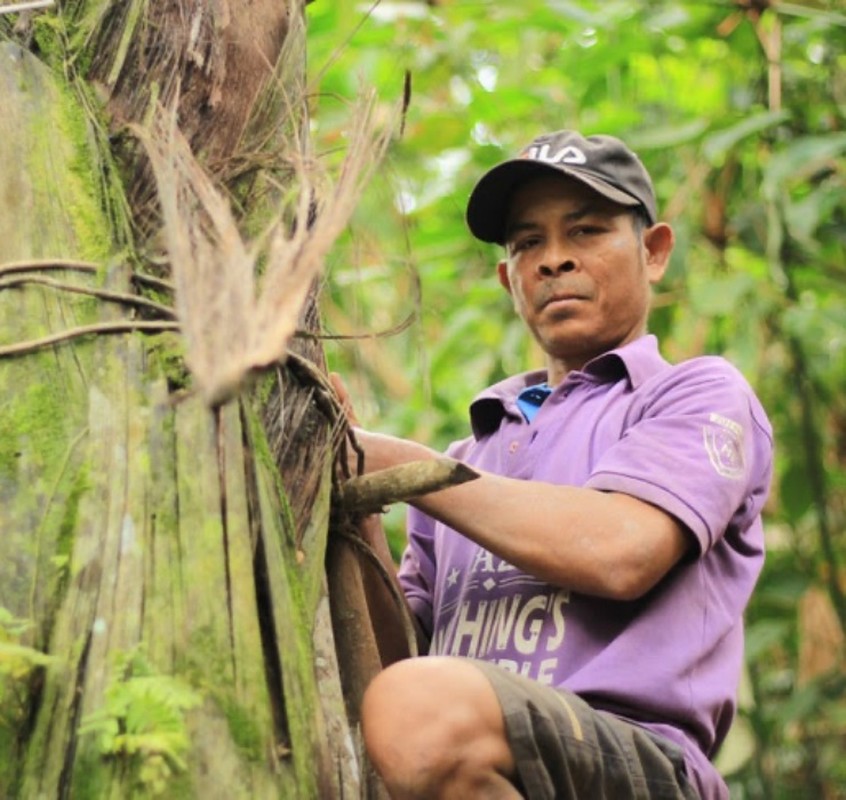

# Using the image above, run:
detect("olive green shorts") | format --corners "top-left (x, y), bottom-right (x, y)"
top-left (470, 660), bottom-right (700, 800)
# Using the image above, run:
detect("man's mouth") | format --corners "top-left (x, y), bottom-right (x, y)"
top-left (539, 291), bottom-right (587, 311)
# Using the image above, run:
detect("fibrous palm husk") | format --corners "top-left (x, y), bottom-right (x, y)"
top-left (137, 93), bottom-right (394, 407)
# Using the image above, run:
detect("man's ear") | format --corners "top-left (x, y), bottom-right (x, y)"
top-left (497, 260), bottom-right (512, 294)
top-left (643, 222), bottom-right (675, 283)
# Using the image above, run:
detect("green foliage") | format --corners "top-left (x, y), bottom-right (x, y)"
top-left (309, 1), bottom-right (846, 797)
top-left (0, 607), bottom-right (54, 713)
top-left (0, 608), bottom-right (55, 795)
top-left (78, 648), bottom-right (202, 797)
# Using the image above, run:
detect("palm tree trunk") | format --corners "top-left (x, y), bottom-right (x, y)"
top-left (0, 2), bottom-right (369, 795)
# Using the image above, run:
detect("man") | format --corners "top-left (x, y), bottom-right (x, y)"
top-left (339, 130), bottom-right (773, 799)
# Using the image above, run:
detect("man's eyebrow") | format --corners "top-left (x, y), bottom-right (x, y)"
top-left (504, 203), bottom-right (597, 241)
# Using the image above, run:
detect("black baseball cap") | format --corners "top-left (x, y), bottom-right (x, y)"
top-left (466, 130), bottom-right (657, 245)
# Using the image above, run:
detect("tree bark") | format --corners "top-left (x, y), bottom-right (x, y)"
top-left (0, 2), bottom-right (370, 796)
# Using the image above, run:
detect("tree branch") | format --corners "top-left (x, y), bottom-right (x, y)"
top-left (339, 458), bottom-right (479, 516)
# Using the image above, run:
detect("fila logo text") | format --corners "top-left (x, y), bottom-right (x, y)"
top-left (524, 144), bottom-right (587, 165)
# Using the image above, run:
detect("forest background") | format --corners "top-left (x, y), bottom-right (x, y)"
top-left (307, 1), bottom-right (846, 799)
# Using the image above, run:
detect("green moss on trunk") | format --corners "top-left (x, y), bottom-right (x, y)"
top-left (0, 35), bottom-right (347, 799)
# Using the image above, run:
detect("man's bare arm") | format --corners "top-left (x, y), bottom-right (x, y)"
top-left (353, 428), bottom-right (690, 601)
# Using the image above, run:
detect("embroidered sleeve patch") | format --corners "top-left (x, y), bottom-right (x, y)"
top-left (703, 412), bottom-right (746, 479)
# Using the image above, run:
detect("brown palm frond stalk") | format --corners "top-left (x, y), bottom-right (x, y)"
top-left (137, 93), bottom-right (394, 407)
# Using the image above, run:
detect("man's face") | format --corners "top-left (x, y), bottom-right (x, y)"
top-left (498, 174), bottom-right (671, 380)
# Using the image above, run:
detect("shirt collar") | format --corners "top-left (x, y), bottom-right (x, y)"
top-left (584, 334), bottom-right (667, 390)
top-left (468, 335), bottom-right (668, 439)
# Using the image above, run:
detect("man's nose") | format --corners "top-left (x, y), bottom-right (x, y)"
top-left (537, 242), bottom-right (576, 277)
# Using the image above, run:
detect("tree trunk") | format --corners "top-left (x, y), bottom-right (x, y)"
top-left (0, 2), bottom-right (382, 796)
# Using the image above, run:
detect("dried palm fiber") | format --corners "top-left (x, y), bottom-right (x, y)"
top-left (137, 93), bottom-right (394, 407)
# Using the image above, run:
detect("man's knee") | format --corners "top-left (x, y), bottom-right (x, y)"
top-left (361, 657), bottom-right (497, 763)
top-left (361, 657), bottom-right (517, 797)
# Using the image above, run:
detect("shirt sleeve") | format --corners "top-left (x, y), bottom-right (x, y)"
top-left (397, 435), bottom-right (478, 634)
top-left (585, 357), bottom-right (773, 554)
top-left (398, 506), bottom-right (438, 637)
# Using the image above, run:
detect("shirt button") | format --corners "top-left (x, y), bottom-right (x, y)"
top-left (509, 441), bottom-right (519, 454)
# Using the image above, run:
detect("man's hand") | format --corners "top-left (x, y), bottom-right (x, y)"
top-left (329, 371), bottom-right (360, 426)
top-left (330, 371), bottom-right (439, 475)
top-left (328, 372), bottom-right (429, 656)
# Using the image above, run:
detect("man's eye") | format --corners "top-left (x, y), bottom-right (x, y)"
top-left (572, 225), bottom-right (603, 237)
top-left (513, 237), bottom-right (540, 252)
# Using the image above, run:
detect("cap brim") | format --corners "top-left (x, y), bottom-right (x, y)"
top-left (466, 160), bottom-right (643, 245)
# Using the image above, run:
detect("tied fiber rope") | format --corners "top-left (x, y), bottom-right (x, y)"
top-left (0, 260), bottom-right (178, 358)
top-left (0, 259), bottom-right (416, 360)
top-left (0, 0), bottom-right (53, 15)
top-left (136, 95), bottom-right (396, 409)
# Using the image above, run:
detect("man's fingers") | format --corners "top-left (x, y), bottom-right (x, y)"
top-left (329, 371), bottom-right (360, 425)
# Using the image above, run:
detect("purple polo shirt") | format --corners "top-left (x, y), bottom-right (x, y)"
top-left (398, 335), bottom-right (773, 800)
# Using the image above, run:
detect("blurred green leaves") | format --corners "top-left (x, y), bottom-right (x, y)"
top-left (308, 3), bottom-right (846, 796)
